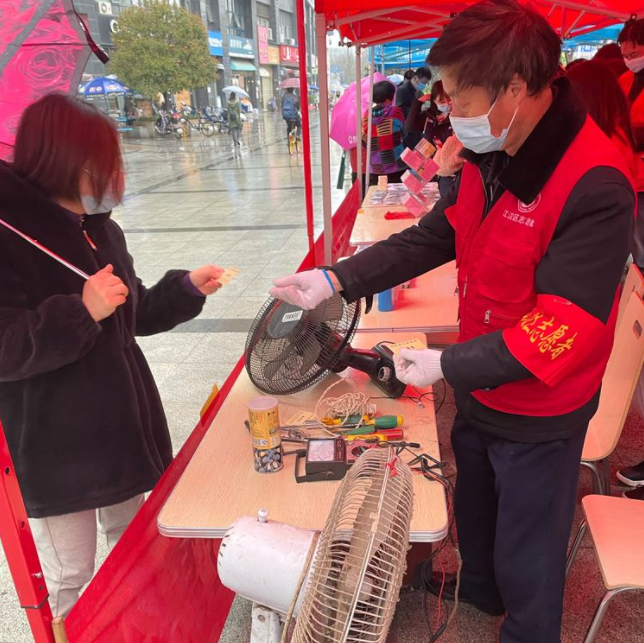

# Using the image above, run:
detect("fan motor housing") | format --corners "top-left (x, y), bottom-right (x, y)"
top-left (217, 516), bottom-right (317, 616)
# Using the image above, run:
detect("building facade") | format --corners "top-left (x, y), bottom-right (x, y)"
top-left (77, 0), bottom-right (318, 110)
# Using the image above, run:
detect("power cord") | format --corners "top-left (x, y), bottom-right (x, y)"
top-left (396, 445), bottom-right (461, 643)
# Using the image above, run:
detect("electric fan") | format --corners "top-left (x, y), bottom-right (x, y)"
top-left (217, 448), bottom-right (414, 643)
top-left (244, 294), bottom-right (406, 398)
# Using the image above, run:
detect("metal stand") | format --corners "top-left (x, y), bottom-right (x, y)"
top-left (250, 604), bottom-right (283, 643)
top-left (316, 14), bottom-right (333, 265)
top-left (0, 420), bottom-right (55, 643)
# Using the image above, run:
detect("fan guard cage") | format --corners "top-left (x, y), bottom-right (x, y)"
top-left (292, 449), bottom-right (414, 643)
top-left (244, 294), bottom-right (361, 395)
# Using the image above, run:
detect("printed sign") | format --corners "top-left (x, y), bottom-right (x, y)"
top-left (229, 35), bottom-right (255, 59)
top-left (280, 45), bottom-right (299, 65)
top-left (258, 26), bottom-right (270, 64)
top-left (208, 31), bottom-right (223, 56)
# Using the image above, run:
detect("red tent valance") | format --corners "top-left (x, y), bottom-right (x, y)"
top-left (316, 1), bottom-right (644, 46)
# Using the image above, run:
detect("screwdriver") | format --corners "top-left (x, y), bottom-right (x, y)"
top-left (345, 429), bottom-right (404, 442)
top-left (326, 415), bottom-right (404, 432)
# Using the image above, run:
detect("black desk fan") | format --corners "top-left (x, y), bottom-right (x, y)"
top-left (244, 294), bottom-right (406, 397)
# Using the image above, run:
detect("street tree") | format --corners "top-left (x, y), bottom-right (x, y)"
top-left (110, 0), bottom-right (217, 98)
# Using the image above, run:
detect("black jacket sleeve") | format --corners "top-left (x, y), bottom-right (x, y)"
top-left (135, 270), bottom-right (206, 336)
top-left (330, 178), bottom-right (459, 303)
top-left (0, 266), bottom-right (101, 382)
top-left (441, 168), bottom-right (635, 392)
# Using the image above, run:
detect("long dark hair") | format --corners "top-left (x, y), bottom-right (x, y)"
top-left (567, 60), bottom-right (635, 150)
top-left (13, 93), bottom-right (123, 202)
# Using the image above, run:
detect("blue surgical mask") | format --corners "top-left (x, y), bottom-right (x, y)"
top-left (437, 103), bottom-right (451, 113)
top-left (450, 97), bottom-right (518, 154)
top-left (416, 82), bottom-right (427, 92)
top-left (81, 190), bottom-right (120, 215)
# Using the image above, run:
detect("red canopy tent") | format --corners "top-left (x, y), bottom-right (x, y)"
top-left (317, 0), bottom-right (644, 44)
top-left (0, 2), bottom-right (641, 642)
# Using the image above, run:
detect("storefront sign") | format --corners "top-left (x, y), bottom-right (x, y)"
top-left (208, 31), bottom-right (223, 56)
top-left (280, 45), bottom-right (299, 65)
top-left (258, 26), bottom-right (270, 64)
top-left (268, 45), bottom-right (280, 65)
top-left (229, 35), bottom-right (255, 59)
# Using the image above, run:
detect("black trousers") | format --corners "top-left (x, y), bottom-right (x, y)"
top-left (451, 414), bottom-right (587, 643)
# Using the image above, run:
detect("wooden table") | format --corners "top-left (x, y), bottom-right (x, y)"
top-left (358, 262), bottom-right (459, 345)
top-left (158, 333), bottom-right (448, 543)
top-left (349, 186), bottom-right (439, 248)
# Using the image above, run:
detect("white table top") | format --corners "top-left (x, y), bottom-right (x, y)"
top-left (158, 333), bottom-right (448, 543)
top-left (349, 186), bottom-right (438, 248)
top-left (357, 263), bottom-right (459, 339)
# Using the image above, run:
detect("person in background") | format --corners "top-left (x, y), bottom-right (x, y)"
top-left (593, 42), bottom-right (628, 78)
top-left (396, 66), bottom-right (432, 118)
top-left (362, 80), bottom-right (407, 186)
top-left (281, 87), bottom-right (300, 139)
top-left (1, 93), bottom-right (224, 617)
top-left (404, 80), bottom-right (452, 147)
top-left (567, 60), bottom-right (643, 186)
top-left (619, 18), bottom-right (644, 150)
top-left (269, 1), bottom-right (635, 640)
top-left (404, 80), bottom-right (457, 196)
top-left (227, 91), bottom-right (242, 146)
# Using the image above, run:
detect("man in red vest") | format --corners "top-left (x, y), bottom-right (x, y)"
top-left (269, 0), bottom-right (635, 641)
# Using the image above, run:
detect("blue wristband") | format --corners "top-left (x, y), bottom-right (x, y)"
top-left (321, 268), bottom-right (336, 294)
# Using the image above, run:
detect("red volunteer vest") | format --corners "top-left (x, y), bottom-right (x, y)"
top-left (445, 118), bottom-right (632, 417)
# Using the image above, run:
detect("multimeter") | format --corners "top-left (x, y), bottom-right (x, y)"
top-left (295, 438), bottom-right (348, 483)
top-left (294, 438), bottom-right (387, 483)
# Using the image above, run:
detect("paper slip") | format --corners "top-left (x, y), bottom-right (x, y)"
top-left (389, 338), bottom-right (426, 356)
top-left (286, 410), bottom-right (317, 425)
top-left (217, 267), bottom-right (240, 285)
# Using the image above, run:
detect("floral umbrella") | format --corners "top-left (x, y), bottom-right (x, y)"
top-left (0, 0), bottom-right (107, 159)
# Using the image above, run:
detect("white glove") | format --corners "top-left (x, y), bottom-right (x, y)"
top-left (269, 269), bottom-right (334, 310)
top-left (393, 348), bottom-right (444, 388)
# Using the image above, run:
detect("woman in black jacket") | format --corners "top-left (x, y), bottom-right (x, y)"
top-left (0, 93), bottom-right (224, 617)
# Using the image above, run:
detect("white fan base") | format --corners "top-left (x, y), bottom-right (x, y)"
top-left (250, 604), bottom-right (284, 643)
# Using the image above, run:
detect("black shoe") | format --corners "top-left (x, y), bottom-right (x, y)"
top-left (412, 563), bottom-right (505, 617)
top-left (616, 461), bottom-right (644, 487)
top-left (623, 486), bottom-right (644, 500)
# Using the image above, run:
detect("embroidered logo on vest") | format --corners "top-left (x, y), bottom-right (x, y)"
top-left (517, 194), bottom-right (541, 213)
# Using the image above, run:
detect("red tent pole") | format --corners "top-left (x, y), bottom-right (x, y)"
top-left (296, 0), bottom-right (315, 260)
top-left (0, 420), bottom-right (55, 643)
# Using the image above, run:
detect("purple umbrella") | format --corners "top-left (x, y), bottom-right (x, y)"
top-left (329, 72), bottom-right (388, 150)
top-left (0, 0), bottom-right (107, 159)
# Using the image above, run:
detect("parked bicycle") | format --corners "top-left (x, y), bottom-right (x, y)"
top-left (154, 109), bottom-right (183, 139)
top-left (179, 105), bottom-right (216, 137)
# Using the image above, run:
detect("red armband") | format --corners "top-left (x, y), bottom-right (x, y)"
top-left (503, 294), bottom-right (605, 387)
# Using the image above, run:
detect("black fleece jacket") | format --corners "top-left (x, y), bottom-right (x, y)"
top-left (331, 78), bottom-right (634, 442)
top-left (0, 162), bottom-right (205, 517)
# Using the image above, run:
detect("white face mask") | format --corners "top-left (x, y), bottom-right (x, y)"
top-left (436, 102), bottom-right (451, 113)
top-left (450, 97), bottom-right (519, 154)
top-left (81, 190), bottom-right (120, 215)
top-left (625, 54), bottom-right (644, 73)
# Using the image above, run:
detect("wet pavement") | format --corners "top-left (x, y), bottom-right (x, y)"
top-left (1, 111), bottom-right (643, 642)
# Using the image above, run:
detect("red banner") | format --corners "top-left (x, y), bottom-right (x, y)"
top-left (280, 44), bottom-right (299, 65)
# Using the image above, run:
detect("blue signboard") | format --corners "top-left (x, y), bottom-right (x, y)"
top-left (208, 31), bottom-right (223, 56)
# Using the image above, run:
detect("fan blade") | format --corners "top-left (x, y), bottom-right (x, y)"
top-left (299, 336), bottom-right (323, 376)
top-left (263, 343), bottom-right (296, 380)
top-left (306, 298), bottom-right (344, 325)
